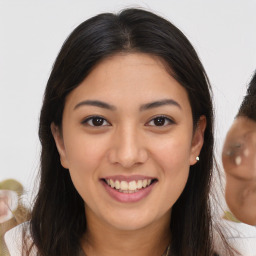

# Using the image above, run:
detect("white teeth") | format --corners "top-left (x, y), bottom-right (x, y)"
top-left (142, 179), bottom-right (147, 188)
top-left (110, 179), bottom-right (115, 188)
top-left (137, 180), bottom-right (143, 189)
top-left (120, 181), bottom-right (129, 190)
top-left (105, 178), bottom-right (154, 192)
top-left (115, 180), bottom-right (120, 189)
top-left (128, 181), bottom-right (137, 190)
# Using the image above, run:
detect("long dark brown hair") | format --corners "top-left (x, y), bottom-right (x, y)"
top-left (26, 8), bottom-right (233, 256)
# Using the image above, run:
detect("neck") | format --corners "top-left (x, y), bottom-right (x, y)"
top-left (81, 209), bottom-right (171, 256)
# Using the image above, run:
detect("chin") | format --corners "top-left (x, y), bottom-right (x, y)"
top-left (108, 218), bottom-right (152, 231)
top-left (102, 208), bottom-right (164, 231)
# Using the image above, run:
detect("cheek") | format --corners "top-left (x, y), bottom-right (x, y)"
top-left (64, 133), bottom-right (108, 172)
top-left (64, 135), bottom-right (108, 201)
top-left (152, 135), bottom-right (192, 200)
top-left (153, 133), bottom-right (192, 170)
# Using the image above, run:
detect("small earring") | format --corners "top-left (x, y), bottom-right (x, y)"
top-left (196, 156), bottom-right (199, 161)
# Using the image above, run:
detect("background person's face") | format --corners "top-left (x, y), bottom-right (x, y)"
top-left (0, 190), bottom-right (18, 223)
top-left (0, 195), bottom-right (8, 217)
top-left (222, 116), bottom-right (256, 223)
top-left (222, 116), bottom-right (256, 179)
top-left (52, 53), bottom-right (205, 231)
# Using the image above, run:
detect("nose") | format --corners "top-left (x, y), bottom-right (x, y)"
top-left (108, 126), bottom-right (148, 168)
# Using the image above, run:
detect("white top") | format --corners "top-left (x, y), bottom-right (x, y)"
top-left (4, 220), bottom-right (256, 256)
top-left (4, 222), bottom-right (37, 256)
top-left (214, 219), bottom-right (256, 256)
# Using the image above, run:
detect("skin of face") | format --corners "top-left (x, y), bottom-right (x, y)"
top-left (0, 190), bottom-right (18, 223)
top-left (51, 53), bottom-right (206, 252)
top-left (223, 116), bottom-right (256, 225)
top-left (0, 195), bottom-right (9, 219)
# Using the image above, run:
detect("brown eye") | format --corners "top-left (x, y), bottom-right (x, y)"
top-left (147, 116), bottom-right (174, 127)
top-left (153, 117), bottom-right (166, 126)
top-left (92, 117), bottom-right (104, 126)
top-left (82, 116), bottom-right (110, 127)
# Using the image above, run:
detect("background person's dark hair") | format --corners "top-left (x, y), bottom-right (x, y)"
top-left (27, 8), bottom-right (233, 256)
top-left (237, 71), bottom-right (256, 121)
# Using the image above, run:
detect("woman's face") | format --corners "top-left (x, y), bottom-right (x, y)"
top-left (52, 53), bottom-right (205, 231)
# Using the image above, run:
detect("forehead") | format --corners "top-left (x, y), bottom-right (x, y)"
top-left (65, 53), bottom-right (191, 112)
top-left (228, 116), bottom-right (256, 138)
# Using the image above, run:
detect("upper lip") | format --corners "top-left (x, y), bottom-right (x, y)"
top-left (101, 175), bottom-right (157, 182)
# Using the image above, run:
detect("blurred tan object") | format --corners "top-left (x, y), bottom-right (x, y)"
top-left (222, 117), bottom-right (256, 180)
top-left (0, 190), bottom-right (18, 224)
top-left (222, 116), bottom-right (256, 225)
top-left (0, 179), bottom-right (30, 256)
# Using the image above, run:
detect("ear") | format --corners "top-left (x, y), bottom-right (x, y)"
top-left (189, 115), bottom-right (207, 165)
top-left (51, 123), bottom-right (69, 169)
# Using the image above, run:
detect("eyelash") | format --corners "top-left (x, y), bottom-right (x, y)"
top-left (82, 115), bottom-right (175, 127)
top-left (146, 115), bottom-right (175, 127)
top-left (81, 116), bottom-right (111, 127)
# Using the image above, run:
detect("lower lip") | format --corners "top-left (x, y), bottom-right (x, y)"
top-left (101, 181), bottom-right (156, 203)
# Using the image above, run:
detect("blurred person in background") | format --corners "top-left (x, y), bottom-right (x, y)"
top-left (223, 71), bottom-right (256, 226)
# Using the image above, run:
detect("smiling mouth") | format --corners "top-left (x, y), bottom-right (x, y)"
top-left (103, 178), bottom-right (158, 193)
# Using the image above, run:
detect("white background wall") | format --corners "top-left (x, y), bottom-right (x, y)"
top-left (1, 0), bottom-right (256, 204)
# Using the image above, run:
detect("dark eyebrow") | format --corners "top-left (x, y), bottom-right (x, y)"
top-left (74, 100), bottom-right (116, 111)
top-left (140, 99), bottom-right (181, 111)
